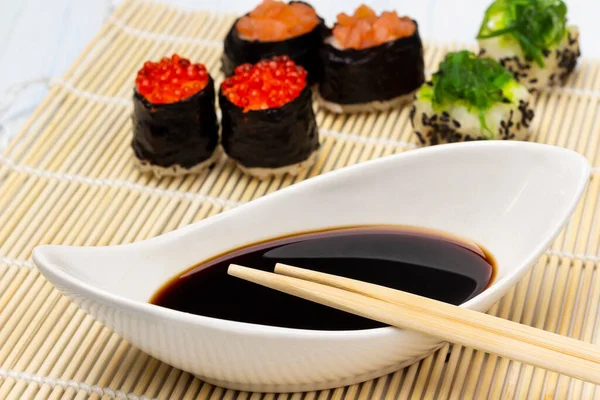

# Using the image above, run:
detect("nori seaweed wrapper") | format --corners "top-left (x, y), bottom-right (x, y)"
top-left (318, 21), bottom-right (425, 105)
top-left (219, 85), bottom-right (319, 169)
top-left (131, 76), bottom-right (219, 169)
top-left (221, 1), bottom-right (326, 84)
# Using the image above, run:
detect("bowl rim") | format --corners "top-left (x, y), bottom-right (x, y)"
top-left (33, 140), bottom-right (591, 340)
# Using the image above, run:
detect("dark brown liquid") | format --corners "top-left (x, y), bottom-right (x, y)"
top-left (151, 226), bottom-right (495, 330)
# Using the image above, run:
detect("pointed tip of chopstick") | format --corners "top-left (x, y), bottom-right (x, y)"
top-left (228, 264), bottom-right (279, 284)
top-left (230, 263), bottom-right (304, 280)
top-left (227, 264), bottom-right (250, 278)
top-left (274, 263), bottom-right (296, 276)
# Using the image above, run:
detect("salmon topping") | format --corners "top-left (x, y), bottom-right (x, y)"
top-left (236, 0), bottom-right (319, 42)
top-left (332, 5), bottom-right (415, 50)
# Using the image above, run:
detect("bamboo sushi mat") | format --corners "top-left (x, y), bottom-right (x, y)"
top-left (1, 1), bottom-right (600, 399)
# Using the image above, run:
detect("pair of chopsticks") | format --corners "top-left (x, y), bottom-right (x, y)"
top-left (228, 263), bottom-right (600, 385)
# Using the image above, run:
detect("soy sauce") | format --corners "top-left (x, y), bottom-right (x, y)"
top-left (151, 226), bottom-right (495, 330)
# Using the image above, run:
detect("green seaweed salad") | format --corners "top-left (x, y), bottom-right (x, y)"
top-left (418, 51), bottom-right (520, 136)
top-left (477, 0), bottom-right (568, 67)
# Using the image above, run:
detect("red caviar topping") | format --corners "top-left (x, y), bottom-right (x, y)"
top-left (221, 55), bottom-right (307, 112)
top-left (135, 54), bottom-right (209, 104)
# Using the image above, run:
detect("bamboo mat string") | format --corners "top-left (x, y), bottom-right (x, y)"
top-left (33, 79), bottom-right (600, 119)
top-left (0, 368), bottom-right (154, 400)
top-left (2, 79), bottom-right (597, 171)
top-left (107, 15), bottom-right (224, 48)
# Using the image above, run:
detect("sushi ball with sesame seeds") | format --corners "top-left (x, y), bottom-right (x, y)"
top-left (476, 0), bottom-right (580, 91)
top-left (410, 51), bottom-right (535, 146)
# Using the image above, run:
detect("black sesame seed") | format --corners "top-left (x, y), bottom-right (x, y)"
top-left (414, 131), bottom-right (425, 144)
top-left (428, 131), bottom-right (439, 146)
top-left (557, 47), bottom-right (580, 78)
top-left (452, 120), bottom-right (461, 128)
top-left (529, 78), bottom-right (538, 84)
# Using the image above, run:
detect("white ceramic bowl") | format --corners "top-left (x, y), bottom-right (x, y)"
top-left (33, 141), bottom-right (589, 393)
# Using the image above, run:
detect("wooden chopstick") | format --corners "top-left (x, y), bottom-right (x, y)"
top-left (274, 263), bottom-right (600, 363)
top-left (228, 264), bottom-right (600, 386)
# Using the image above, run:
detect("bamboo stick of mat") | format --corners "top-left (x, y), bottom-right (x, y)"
top-left (227, 264), bottom-right (600, 386)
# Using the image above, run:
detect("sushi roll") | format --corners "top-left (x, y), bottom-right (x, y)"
top-left (411, 50), bottom-right (535, 145)
top-left (476, 0), bottom-right (580, 91)
top-left (131, 54), bottom-right (220, 177)
top-left (219, 55), bottom-right (320, 178)
top-left (222, 0), bottom-right (326, 84)
top-left (317, 5), bottom-right (425, 114)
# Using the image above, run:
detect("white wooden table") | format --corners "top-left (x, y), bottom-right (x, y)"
top-left (0, 0), bottom-right (597, 144)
